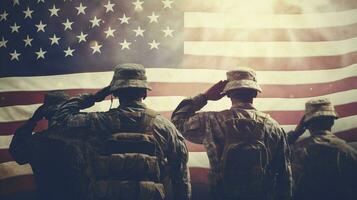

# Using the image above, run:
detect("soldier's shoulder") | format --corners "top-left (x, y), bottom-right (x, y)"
top-left (255, 111), bottom-right (281, 128)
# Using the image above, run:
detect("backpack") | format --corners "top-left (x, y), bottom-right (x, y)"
top-left (220, 110), bottom-right (269, 199)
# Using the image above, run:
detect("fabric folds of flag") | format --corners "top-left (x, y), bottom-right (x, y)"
top-left (1, 0), bottom-right (357, 199)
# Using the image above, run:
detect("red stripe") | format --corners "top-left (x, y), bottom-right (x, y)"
top-left (185, 23), bottom-right (357, 42)
top-left (183, 0), bottom-right (357, 13)
top-left (182, 52), bottom-right (357, 71)
top-left (1, 103), bottom-right (356, 136)
top-left (0, 149), bottom-right (13, 163)
top-left (335, 128), bottom-right (357, 142)
top-left (190, 167), bottom-right (209, 184)
top-left (0, 175), bottom-right (36, 196)
top-left (1, 77), bottom-right (357, 107)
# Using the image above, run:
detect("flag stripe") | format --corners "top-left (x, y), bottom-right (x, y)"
top-left (184, 23), bottom-right (357, 42)
top-left (182, 52), bottom-right (357, 71)
top-left (184, 9), bottom-right (357, 29)
top-left (1, 65), bottom-right (356, 92)
top-left (0, 175), bottom-right (36, 196)
top-left (1, 77), bottom-right (357, 107)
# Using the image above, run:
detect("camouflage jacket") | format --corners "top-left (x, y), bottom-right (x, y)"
top-left (171, 94), bottom-right (293, 200)
top-left (290, 131), bottom-right (357, 200)
top-left (50, 98), bottom-right (191, 200)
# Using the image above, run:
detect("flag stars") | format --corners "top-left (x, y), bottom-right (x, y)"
top-left (64, 46), bottom-right (75, 57)
top-left (133, 26), bottom-right (145, 37)
top-left (162, 0), bottom-right (174, 8)
top-left (90, 41), bottom-right (102, 54)
top-left (162, 27), bottom-right (174, 37)
top-left (35, 21), bottom-right (47, 32)
top-left (49, 34), bottom-right (61, 45)
top-left (118, 13), bottom-right (130, 24)
top-left (23, 35), bottom-right (33, 47)
top-left (148, 12), bottom-right (159, 23)
top-left (77, 31), bottom-right (88, 43)
top-left (62, 18), bottom-right (73, 30)
top-left (132, 0), bottom-right (144, 12)
top-left (13, 0), bottom-right (20, 6)
top-left (0, 37), bottom-right (8, 48)
top-left (104, 27), bottom-right (116, 38)
top-left (49, 5), bottom-right (60, 17)
top-left (104, 1), bottom-right (115, 13)
top-left (119, 39), bottom-right (131, 50)
top-left (10, 23), bottom-right (21, 33)
top-left (10, 50), bottom-right (20, 61)
top-left (23, 7), bottom-right (34, 19)
top-left (90, 16), bottom-right (101, 28)
top-left (148, 40), bottom-right (160, 49)
top-left (37, 0), bottom-right (45, 3)
top-left (0, 11), bottom-right (9, 21)
top-left (35, 48), bottom-right (47, 59)
top-left (75, 2), bottom-right (87, 15)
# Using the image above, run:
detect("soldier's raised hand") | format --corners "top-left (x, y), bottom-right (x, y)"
top-left (204, 80), bottom-right (228, 101)
top-left (294, 115), bottom-right (307, 136)
top-left (30, 105), bottom-right (46, 122)
top-left (93, 86), bottom-right (111, 102)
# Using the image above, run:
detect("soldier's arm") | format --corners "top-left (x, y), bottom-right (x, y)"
top-left (171, 94), bottom-right (208, 144)
top-left (273, 128), bottom-right (293, 200)
top-left (156, 117), bottom-right (192, 200)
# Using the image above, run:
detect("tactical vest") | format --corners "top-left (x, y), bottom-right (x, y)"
top-left (215, 109), bottom-right (270, 200)
top-left (89, 109), bottom-right (166, 200)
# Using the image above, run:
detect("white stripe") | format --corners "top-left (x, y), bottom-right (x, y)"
top-left (1, 116), bottom-right (355, 150)
top-left (1, 90), bottom-right (355, 122)
top-left (0, 161), bottom-right (33, 180)
top-left (184, 37), bottom-right (357, 58)
top-left (1, 65), bottom-right (357, 92)
top-left (184, 9), bottom-right (357, 29)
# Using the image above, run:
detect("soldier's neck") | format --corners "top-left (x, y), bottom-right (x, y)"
top-left (119, 98), bottom-right (143, 105)
top-left (230, 98), bottom-right (254, 109)
top-left (309, 129), bottom-right (332, 136)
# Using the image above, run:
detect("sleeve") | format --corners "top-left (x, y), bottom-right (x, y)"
top-left (9, 119), bottom-right (37, 165)
top-left (287, 130), bottom-right (301, 145)
top-left (50, 96), bottom-right (117, 131)
top-left (273, 128), bottom-right (293, 200)
top-left (171, 94), bottom-right (208, 144)
top-left (158, 118), bottom-right (192, 200)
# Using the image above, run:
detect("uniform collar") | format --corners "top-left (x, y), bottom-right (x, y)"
top-left (231, 102), bottom-right (256, 110)
top-left (310, 130), bottom-right (332, 136)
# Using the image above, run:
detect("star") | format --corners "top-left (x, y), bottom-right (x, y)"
top-left (23, 35), bottom-right (33, 47)
top-left (49, 5), bottom-right (60, 17)
top-left (104, 1), bottom-right (115, 13)
top-left (49, 34), bottom-right (61, 45)
top-left (13, 0), bottom-right (20, 6)
top-left (148, 40), bottom-right (160, 49)
top-left (119, 39), bottom-right (131, 50)
top-left (118, 13), bottom-right (130, 24)
top-left (77, 31), bottom-right (88, 43)
top-left (104, 27), bottom-right (116, 38)
top-left (35, 21), bottom-right (47, 32)
top-left (90, 42), bottom-right (102, 54)
top-left (75, 2), bottom-right (87, 15)
top-left (148, 12), bottom-right (159, 23)
top-left (35, 48), bottom-right (47, 59)
top-left (64, 46), bottom-right (75, 57)
top-left (37, 0), bottom-right (45, 3)
top-left (0, 37), bottom-right (8, 48)
top-left (23, 7), bottom-right (34, 19)
top-left (162, 0), bottom-right (173, 8)
top-left (0, 11), bottom-right (9, 21)
top-left (62, 18), bottom-right (73, 30)
top-left (133, 26), bottom-right (145, 37)
top-left (132, 0), bottom-right (144, 12)
top-left (90, 16), bottom-right (101, 28)
top-left (162, 26), bottom-right (174, 37)
top-left (10, 50), bottom-right (20, 61)
top-left (10, 23), bottom-right (21, 33)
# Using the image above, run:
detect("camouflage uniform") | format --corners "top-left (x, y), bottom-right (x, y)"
top-left (50, 64), bottom-right (191, 200)
top-left (172, 68), bottom-right (293, 200)
top-left (288, 99), bottom-right (357, 200)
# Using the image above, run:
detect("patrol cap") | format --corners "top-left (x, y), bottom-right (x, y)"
top-left (109, 63), bottom-right (151, 92)
top-left (222, 67), bottom-right (262, 94)
top-left (44, 90), bottom-right (70, 106)
top-left (304, 98), bottom-right (339, 123)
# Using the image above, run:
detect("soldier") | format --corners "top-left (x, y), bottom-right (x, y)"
top-left (9, 91), bottom-right (71, 200)
top-left (286, 99), bottom-right (357, 200)
top-left (171, 68), bottom-right (293, 200)
top-left (50, 63), bottom-right (191, 200)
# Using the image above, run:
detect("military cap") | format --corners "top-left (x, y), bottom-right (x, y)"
top-left (44, 91), bottom-right (70, 106)
top-left (222, 67), bottom-right (262, 94)
top-left (304, 98), bottom-right (338, 123)
top-left (109, 63), bottom-right (151, 92)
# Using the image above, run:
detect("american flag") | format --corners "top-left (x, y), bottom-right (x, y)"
top-left (0, 0), bottom-right (356, 199)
